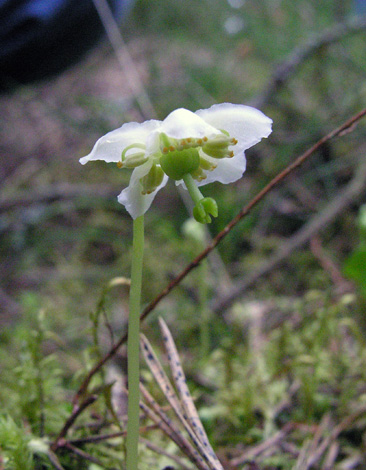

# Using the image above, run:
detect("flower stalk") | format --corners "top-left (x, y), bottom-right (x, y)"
top-left (126, 214), bottom-right (144, 470)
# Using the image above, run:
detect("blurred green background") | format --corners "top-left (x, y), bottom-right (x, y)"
top-left (1, 0), bottom-right (366, 469)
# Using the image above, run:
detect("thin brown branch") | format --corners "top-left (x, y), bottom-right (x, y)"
top-left (310, 236), bottom-right (353, 291)
top-left (214, 158), bottom-right (366, 314)
top-left (254, 17), bottom-right (366, 108)
top-left (64, 442), bottom-right (105, 466)
top-left (92, 0), bottom-right (156, 119)
top-left (47, 451), bottom-right (66, 470)
top-left (51, 395), bottom-right (98, 451)
top-left (322, 442), bottom-right (339, 470)
top-left (143, 108), bottom-right (366, 319)
top-left (70, 107), bottom-right (366, 411)
top-left (230, 423), bottom-right (294, 466)
top-left (69, 423), bottom-right (157, 445)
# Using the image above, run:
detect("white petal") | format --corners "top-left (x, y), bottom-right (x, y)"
top-left (198, 152), bottom-right (246, 186)
top-left (79, 119), bottom-right (161, 165)
top-left (176, 151), bottom-right (246, 189)
top-left (196, 103), bottom-right (272, 152)
top-left (160, 108), bottom-right (220, 139)
top-left (117, 161), bottom-right (168, 219)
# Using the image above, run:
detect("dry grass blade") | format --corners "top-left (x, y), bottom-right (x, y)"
top-left (294, 407), bottom-right (366, 470)
top-left (159, 318), bottom-right (223, 469)
top-left (140, 385), bottom-right (209, 470)
top-left (141, 333), bottom-right (223, 470)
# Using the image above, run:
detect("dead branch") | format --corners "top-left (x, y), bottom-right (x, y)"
top-left (254, 17), bottom-right (366, 109)
top-left (213, 158), bottom-right (366, 315)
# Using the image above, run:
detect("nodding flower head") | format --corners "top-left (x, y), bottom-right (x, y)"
top-left (80, 103), bottom-right (272, 221)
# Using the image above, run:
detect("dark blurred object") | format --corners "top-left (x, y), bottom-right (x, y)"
top-left (354, 0), bottom-right (366, 15)
top-left (0, 0), bottom-right (133, 91)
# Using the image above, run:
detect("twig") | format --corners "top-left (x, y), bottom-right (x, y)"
top-left (63, 442), bottom-right (105, 466)
top-left (230, 422), bottom-right (294, 466)
top-left (141, 108), bottom-right (366, 319)
top-left (71, 430), bottom-right (126, 444)
top-left (254, 17), bottom-right (366, 108)
top-left (92, 0), bottom-right (156, 119)
top-left (322, 442), bottom-right (339, 470)
top-left (51, 395), bottom-right (98, 451)
top-left (310, 236), bottom-right (353, 291)
top-left (70, 108), bottom-right (366, 413)
top-left (69, 423), bottom-right (157, 445)
top-left (213, 157), bottom-right (366, 314)
top-left (47, 450), bottom-right (67, 470)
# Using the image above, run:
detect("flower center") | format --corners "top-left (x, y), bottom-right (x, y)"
top-left (117, 130), bottom-right (238, 194)
top-left (160, 148), bottom-right (200, 181)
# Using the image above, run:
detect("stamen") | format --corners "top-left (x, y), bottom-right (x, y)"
top-left (117, 161), bottom-right (123, 168)
top-left (122, 143), bottom-right (146, 161)
top-left (169, 145), bottom-right (175, 152)
top-left (140, 164), bottom-right (164, 194)
top-left (162, 147), bottom-right (169, 154)
top-left (200, 156), bottom-right (217, 172)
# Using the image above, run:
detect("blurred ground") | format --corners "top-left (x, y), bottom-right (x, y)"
top-left (1, 1), bottom-right (366, 324)
top-left (1, 2), bottom-right (366, 469)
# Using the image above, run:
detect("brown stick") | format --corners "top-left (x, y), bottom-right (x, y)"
top-left (213, 159), bottom-right (366, 314)
top-left (51, 395), bottom-right (98, 451)
top-left (254, 17), bottom-right (366, 108)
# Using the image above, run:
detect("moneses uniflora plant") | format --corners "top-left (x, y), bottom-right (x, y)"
top-left (81, 103), bottom-right (272, 223)
top-left (80, 103), bottom-right (272, 470)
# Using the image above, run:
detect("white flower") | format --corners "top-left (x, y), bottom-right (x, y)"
top-left (80, 103), bottom-right (272, 219)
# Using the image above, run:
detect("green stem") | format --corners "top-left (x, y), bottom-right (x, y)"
top-left (126, 215), bottom-right (144, 470)
top-left (182, 173), bottom-right (204, 205)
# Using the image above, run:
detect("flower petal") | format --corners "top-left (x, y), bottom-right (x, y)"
top-left (117, 160), bottom-right (169, 219)
top-left (160, 108), bottom-right (220, 139)
top-left (196, 103), bottom-right (272, 153)
top-left (198, 152), bottom-right (246, 186)
top-left (176, 150), bottom-right (246, 188)
top-left (79, 119), bottom-right (161, 165)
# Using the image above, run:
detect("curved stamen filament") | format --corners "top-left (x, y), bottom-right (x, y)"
top-left (122, 143), bottom-right (146, 161)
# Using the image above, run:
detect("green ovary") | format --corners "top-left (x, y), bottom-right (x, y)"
top-left (160, 148), bottom-right (200, 181)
